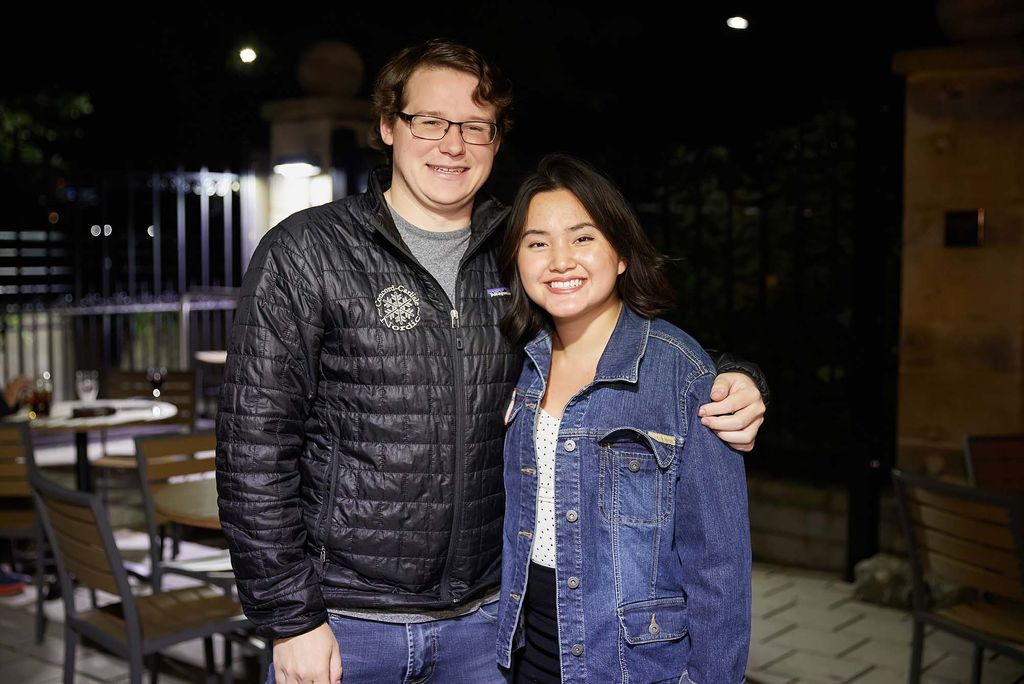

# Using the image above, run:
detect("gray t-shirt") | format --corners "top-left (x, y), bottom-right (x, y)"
top-left (388, 206), bottom-right (471, 305)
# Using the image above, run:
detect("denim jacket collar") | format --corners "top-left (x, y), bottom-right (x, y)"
top-left (522, 304), bottom-right (652, 386)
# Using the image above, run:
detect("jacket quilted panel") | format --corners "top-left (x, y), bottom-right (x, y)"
top-left (216, 170), bottom-right (517, 639)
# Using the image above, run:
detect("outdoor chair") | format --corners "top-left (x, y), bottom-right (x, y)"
top-left (134, 430), bottom-right (233, 592)
top-left (0, 421), bottom-right (49, 642)
top-left (26, 446), bottom-right (249, 684)
top-left (892, 469), bottom-right (1024, 683)
top-left (964, 433), bottom-right (1024, 495)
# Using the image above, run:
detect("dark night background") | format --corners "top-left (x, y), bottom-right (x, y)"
top-left (1, 3), bottom-right (950, 486)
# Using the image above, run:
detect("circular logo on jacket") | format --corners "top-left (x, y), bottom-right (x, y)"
top-left (376, 284), bottom-right (421, 331)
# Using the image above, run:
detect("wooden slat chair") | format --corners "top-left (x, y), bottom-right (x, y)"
top-left (134, 430), bottom-right (233, 592)
top-left (0, 421), bottom-right (49, 642)
top-left (93, 370), bottom-right (196, 529)
top-left (892, 469), bottom-right (1024, 683)
top-left (26, 449), bottom-right (249, 684)
top-left (965, 433), bottom-right (1024, 495)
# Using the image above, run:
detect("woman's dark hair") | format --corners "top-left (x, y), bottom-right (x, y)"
top-left (499, 154), bottom-right (674, 347)
top-left (371, 39), bottom-right (513, 154)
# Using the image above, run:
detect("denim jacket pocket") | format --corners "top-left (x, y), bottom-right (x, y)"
top-left (617, 596), bottom-right (689, 645)
top-left (598, 427), bottom-right (676, 525)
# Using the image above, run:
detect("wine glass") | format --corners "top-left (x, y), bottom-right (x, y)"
top-left (75, 370), bottom-right (99, 402)
top-left (146, 366), bottom-right (167, 399)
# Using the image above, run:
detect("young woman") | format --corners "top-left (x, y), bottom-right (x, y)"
top-left (494, 155), bottom-right (751, 683)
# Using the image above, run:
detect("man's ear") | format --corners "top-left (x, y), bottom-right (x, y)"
top-left (380, 116), bottom-right (395, 146)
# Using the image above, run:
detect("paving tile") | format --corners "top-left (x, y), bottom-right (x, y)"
top-left (763, 584), bottom-right (859, 613)
top-left (73, 648), bottom-right (132, 681)
top-left (847, 666), bottom-right (906, 684)
top-left (921, 627), bottom-right (975, 656)
top-left (920, 651), bottom-right (1018, 682)
top-left (753, 568), bottom-right (798, 597)
top-left (14, 634), bottom-right (67, 666)
top-left (763, 604), bottom-right (864, 632)
top-left (765, 625), bottom-right (870, 659)
top-left (746, 671), bottom-right (799, 684)
top-left (747, 640), bottom-right (795, 670)
top-left (753, 592), bottom-right (799, 618)
top-left (984, 652), bottom-right (1024, 680)
top-left (0, 655), bottom-right (64, 683)
top-left (833, 603), bottom-right (914, 644)
top-left (760, 650), bottom-right (873, 682)
top-left (0, 643), bottom-right (28, 663)
top-left (752, 616), bottom-right (795, 643)
top-left (842, 637), bottom-right (943, 673)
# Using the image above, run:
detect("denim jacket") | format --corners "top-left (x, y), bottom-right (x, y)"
top-left (495, 305), bottom-right (751, 683)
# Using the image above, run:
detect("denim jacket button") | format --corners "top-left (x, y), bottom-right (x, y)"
top-left (564, 439), bottom-right (576, 452)
top-left (628, 459), bottom-right (641, 472)
top-left (567, 576), bottom-right (580, 589)
top-left (571, 644), bottom-right (584, 657)
top-left (565, 510), bottom-right (578, 523)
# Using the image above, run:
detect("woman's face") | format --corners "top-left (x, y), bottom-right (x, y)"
top-left (516, 189), bottom-right (626, 327)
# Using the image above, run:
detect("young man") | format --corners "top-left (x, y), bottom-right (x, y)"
top-left (216, 40), bottom-right (767, 684)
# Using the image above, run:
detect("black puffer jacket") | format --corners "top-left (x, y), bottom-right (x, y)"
top-left (216, 170), bottom-right (518, 639)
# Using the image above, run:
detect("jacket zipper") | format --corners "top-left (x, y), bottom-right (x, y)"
top-left (316, 444), bottom-right (341, 574)
top-left (440, 304), bottom-right (465, 602)
top-left (369, 199), bottom-right (507, 603)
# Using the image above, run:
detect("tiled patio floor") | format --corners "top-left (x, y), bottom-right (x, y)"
top-left (1, 545), bottom-right (1021, 683)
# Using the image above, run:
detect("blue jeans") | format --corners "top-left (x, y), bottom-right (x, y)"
top-left (267, 603), bottom-right (508, 683)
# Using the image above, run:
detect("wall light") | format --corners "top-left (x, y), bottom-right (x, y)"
top-left (274, 155), bottom-right (322, 178)
top-left (727, 16), bottom-right (749, 30)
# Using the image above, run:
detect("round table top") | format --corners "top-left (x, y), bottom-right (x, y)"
top-left (10, 399), bottom-right (178, 432)
top-left (194, 350), bottom-right (227, 365)
top-left (153, 476), bottom-right (221, 530)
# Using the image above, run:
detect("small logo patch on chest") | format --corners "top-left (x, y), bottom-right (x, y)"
top-left (487, 287), bottom-right (511, 298)
top-left (376, 284), bottom-right (421, 331)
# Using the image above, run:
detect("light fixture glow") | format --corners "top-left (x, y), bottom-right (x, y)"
top-left (103, 224), bottom-right (112, 236)
top-left (727, 16), bottom-right (749, 30)
top-left (90, 225), bottom-right (101, 237)
top-left (273, 162), bottom-right (323, 178)
top-left (239, 47), bottom-right (257, 64)
top-left (147, 225), bottom-right (156, 238)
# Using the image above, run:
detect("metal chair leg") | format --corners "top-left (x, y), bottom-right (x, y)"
top-left (909, 619), bottom-right (924, 684)
top-left (970, 644), bottom-right (983, 684)
top-left (128, 648), bottom-right (144, 684)
top-left (223, 635), bottom-right (233, 684)
top-left (148, 652), bottom-right (161, 684)
top-left (62, 625), bottom-right (78, 684)
top-left (34, 522), bottom-right (48, 644)
top-left (204, 636), bottom-right (217, 684)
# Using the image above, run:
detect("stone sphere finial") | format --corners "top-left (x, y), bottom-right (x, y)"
top-left (297, 41), bottom-right (364, 97)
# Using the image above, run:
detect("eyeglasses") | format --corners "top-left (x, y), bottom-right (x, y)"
top-left (396, 112), bottom-right (499, 145)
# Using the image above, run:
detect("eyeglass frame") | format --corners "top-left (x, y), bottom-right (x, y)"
top-left (395, 112), bottom-right (500, 145)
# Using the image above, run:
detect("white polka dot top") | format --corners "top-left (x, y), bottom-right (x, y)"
top-left (532, 408), bottom-right (561, 568)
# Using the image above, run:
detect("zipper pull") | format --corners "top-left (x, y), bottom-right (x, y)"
top-left (450, 309), bottom-right (460, 328)
top-left (320, 546), bottom-right (326, 563)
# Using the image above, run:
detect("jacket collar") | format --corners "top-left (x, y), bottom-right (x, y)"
top-left (523, 305), bottom-right (651, 387)
top-left (365, 167), bottom-right (509, 250)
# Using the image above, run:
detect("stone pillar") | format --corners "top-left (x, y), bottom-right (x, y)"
top-left (261, 41), bottom-right (378, 232)
top-left (893, 1), bottom-right (1024, 475)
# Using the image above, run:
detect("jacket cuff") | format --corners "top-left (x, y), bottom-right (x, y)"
top-left (254, 610), bottom-right (330, 641)
top-left (708, 351), bottom-right (771, 407)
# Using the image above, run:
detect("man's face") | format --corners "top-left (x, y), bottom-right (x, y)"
top-left (380, 67), bottom-right (500, 227)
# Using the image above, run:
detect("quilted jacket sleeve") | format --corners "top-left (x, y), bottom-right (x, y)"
top-left (215, 221), bottom-right (327, 640)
